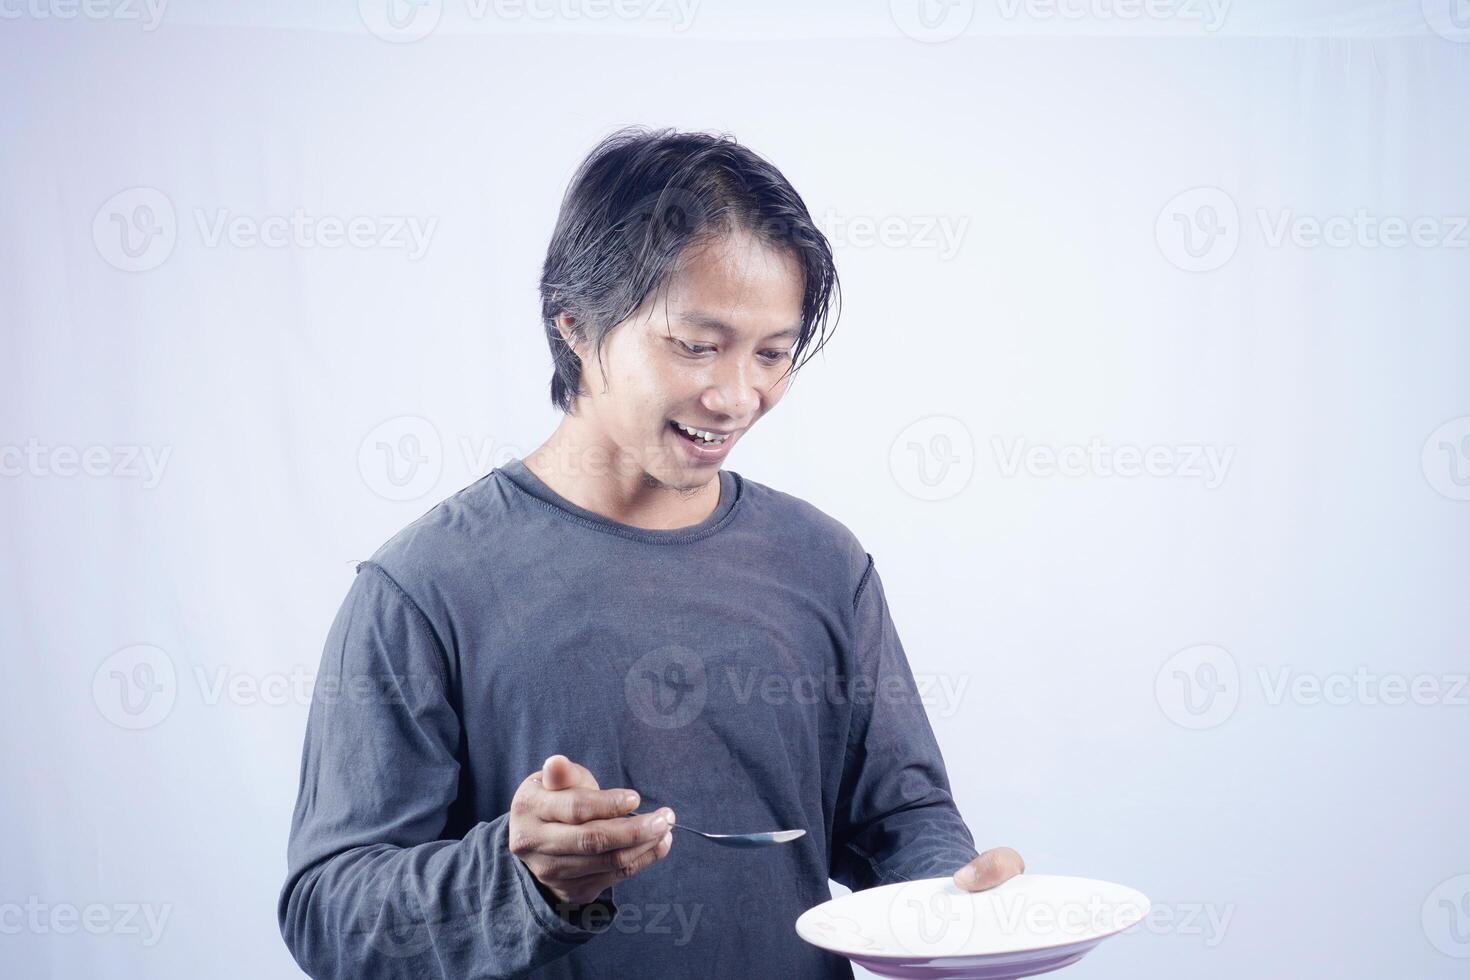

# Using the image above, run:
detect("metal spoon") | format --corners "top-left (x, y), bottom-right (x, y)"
top-left (629, 809), bottom-right (806, 849)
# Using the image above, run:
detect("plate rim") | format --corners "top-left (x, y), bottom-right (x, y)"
top-left (794, 872), bottom-right (1152, 962)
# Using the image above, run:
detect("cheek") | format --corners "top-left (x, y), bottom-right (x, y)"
top-left (763, 370), bottom-right (793, 406)
top-left (627, 375), bottom-right (685, 428)
top-left (627, 337), bottom-right (684, 392)
top-left (609, 351), bottom-right (669, 411)
top-left (645, 361), bottom-right (706, 405)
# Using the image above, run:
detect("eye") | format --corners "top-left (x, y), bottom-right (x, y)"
top-left (761, 349), bottom-right (792, 363)
top-left (675, 339), bottom-right (715, 356)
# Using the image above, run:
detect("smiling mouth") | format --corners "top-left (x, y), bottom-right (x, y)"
top-left (669, 420), bottom-right (731, 447)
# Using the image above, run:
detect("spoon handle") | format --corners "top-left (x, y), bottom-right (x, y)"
top-left (627, 809), bottom-right (705, 836)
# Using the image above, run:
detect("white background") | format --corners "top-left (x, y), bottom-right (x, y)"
top-left (2, 1), bottom-right (1468, 977)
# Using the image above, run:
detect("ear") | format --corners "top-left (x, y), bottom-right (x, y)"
top-left (554, 312), bottom-right (581, 356)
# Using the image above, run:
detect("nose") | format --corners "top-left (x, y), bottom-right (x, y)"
top-left (700, 355), bottom-right (761, 425)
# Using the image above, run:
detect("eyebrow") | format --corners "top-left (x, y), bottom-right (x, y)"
top-left (676, 312), bottom-right (801, 343)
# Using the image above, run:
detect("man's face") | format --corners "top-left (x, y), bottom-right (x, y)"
top-left (562, 228), bottom-right (805, 491)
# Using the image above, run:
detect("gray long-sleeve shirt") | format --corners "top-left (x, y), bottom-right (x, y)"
top-left (278, 458), bottom-right (979, 979)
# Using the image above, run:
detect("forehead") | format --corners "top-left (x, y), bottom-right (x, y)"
top-left (654, 230), bottom-right (804, 338)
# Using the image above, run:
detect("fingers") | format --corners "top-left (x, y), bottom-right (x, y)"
top-left (535, 822), bottom-right (675, 882)
top-left (512, 757), bottom-right (665, 849)
top-left (556, 828), bottom-right (676, 901)
top-left (508, 757), bottom-right (677, 908)
top-left (536, 807), bottom-right (676, 857)
top-left (524, 780), bottom-right (648, 828)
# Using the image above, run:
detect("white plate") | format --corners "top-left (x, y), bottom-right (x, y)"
top-left (795, 873), bottom-right (1150, 979)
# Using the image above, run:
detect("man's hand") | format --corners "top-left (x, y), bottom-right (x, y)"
top-left (508, 754), bottom-right (675, 908)
top-left (952, 847), bottom-right (1025, 892)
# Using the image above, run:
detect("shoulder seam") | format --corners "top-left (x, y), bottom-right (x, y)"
top-left (354, 560), bottom-right (453, 691)
top-left (852, 553), bottom-right (876, 614)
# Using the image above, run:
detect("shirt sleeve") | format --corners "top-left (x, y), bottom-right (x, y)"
top-left (830, 555), bottom-right (980, 891)
top-left (277, 561), bottom-right (618, 980)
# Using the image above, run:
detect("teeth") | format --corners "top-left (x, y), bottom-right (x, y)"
top-left (674, 421), bottom-right (728, 445)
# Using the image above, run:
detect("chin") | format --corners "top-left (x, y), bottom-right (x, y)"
top-left (663, 468), bottom-right (714, 491)
top-left (651, 462), bottom-right (716, 492)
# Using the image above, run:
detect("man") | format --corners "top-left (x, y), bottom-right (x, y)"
top-left (278, 126), bottom-right (1023, 979)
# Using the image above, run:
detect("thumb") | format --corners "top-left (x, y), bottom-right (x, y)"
top-left (540, 754), bottom-right (598, 792)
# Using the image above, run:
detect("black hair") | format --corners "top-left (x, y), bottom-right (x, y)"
top-left (538, 125), bottom-right (841, 414)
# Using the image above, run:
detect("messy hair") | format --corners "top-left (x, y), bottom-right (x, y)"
top-left (538, 126), bottom-right (841, 414)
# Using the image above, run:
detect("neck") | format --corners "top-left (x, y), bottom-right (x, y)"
top-left (523, 413), bottom-right (722, 531)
